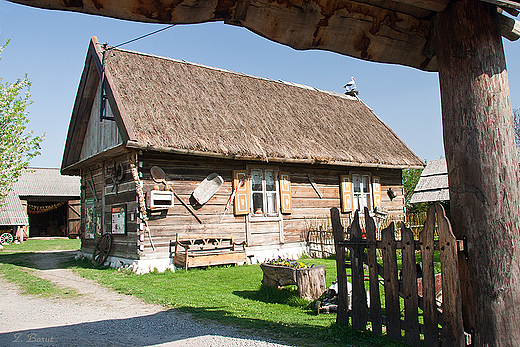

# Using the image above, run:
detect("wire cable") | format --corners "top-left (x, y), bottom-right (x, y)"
top-left (110, 24), bottom-right (175, 50)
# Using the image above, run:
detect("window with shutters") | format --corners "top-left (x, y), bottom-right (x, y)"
top-left (250, 168), bottom-right (279, 218)
top-left (352, 173), bottom-right (372, 211)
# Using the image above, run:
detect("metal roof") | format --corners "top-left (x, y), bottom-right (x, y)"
top-left (410, 158), bottom-right (450, 203)
top-left (0, 168), bottom-right (80, 226)
top-left (0, 190), bottom-right (28, 226)
top-left (13, 168), bottom-right (80, 198)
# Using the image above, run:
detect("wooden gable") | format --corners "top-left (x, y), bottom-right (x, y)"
top-left (62, 37), bottom-right (131, 174)
top-left (79, 81), bottom-right (123, 162)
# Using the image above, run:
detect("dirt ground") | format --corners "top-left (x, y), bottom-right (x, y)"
top-left (0, 251), bottom-right (292, 347)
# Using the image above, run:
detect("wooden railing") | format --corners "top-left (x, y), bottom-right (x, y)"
top-left (331, 203), bottom-right (466, 346)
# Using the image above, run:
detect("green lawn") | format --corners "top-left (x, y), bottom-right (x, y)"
top-left (0, 238), bottom-right (81, 253)
top-left (0, 238), bottom-right (80, 298)
top-left (65, 257), bottom-right (407, 347)
top-left (0, 238), bottom-right (408, 346)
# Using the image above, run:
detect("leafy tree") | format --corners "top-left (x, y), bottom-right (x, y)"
top-left (0, 40), bottom-right (44, 206)
top-left (402, 166), bottom-right (428, 213)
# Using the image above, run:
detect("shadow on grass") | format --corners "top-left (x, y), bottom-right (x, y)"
top-left (57, 258), bottom-right (406, 347)
top-left (0, 250), bottom-right (78, 270)
top-left (177, 306), bottom-right (404, 347)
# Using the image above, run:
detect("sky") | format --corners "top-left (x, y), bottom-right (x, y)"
top-left (0, 1), bottom-right (519, 169)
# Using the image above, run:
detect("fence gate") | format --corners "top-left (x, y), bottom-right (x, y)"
top-left (331, 203), bottom-right (466, 346)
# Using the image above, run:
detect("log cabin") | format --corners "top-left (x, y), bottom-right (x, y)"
top-left (61, 37), bottom-right (424, 272)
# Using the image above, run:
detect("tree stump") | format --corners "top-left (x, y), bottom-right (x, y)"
top-left (260, 263), bottom-right (326, 300)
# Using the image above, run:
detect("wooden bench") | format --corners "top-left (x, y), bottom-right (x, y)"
top-left (171, 234), bottom-right (247, 270)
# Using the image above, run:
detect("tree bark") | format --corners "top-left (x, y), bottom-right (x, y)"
top-left (435, 1), bottom-right (520, 345)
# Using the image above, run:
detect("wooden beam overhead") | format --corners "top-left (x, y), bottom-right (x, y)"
top-left (7, 0), bottom-right (519, 71)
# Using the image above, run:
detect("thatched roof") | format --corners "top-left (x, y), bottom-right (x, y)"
top-left (410, 158), bottom-right (449, 203)
top-left (62, 37), bottom-right (424, 172)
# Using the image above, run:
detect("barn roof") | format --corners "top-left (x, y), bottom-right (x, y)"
top-left (0, 168), bottom-right (80, 226)
top-left (13, 168), bottom-right (80, 198)
top-left (62, 37), bottom-right (424, 173)
top-left (410, 158), bottom-right (449, 203)
top-left (0, 190), bottom-right (28, 226)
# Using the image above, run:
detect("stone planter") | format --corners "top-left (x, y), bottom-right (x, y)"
top-left (260, 263), bottom-right (326, 300)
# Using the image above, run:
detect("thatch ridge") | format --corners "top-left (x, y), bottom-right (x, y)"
top-left (101, 43), bottom-right (424, 168)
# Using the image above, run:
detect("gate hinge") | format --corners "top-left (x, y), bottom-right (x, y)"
top-left (456, 236), bottom-right (469, 260)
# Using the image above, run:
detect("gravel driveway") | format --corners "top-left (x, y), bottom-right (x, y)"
top-left (0, 251), bottom-right (293, 347)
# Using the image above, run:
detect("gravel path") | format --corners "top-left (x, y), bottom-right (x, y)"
top-left (0, 251), bottom-right (293, 347)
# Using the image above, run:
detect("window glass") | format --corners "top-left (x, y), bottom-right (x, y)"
top-left (265, 170), bottom-right (276, 191)
top-left (253, 192), bottom-right (263, 215)
top-left (251, 169), bottom-right (263, 192)
top-left (250, 168), bottom-right (278, 217)
top-left (362, 175), bottom-right (370, 193)
top-left (353, 174), bottom-right (361, 193)
top-left (352, 173), bottom-right (371, 211)
top-left (266, 192), bottom-right (277, 215)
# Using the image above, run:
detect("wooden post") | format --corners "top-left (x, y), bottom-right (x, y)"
top-left (381, 222), bottom-right (400, 341)
top-left (350, 210), bottom-right (368, 331)
top-left (401, 222), bottom-right (420, 347)
top-left (364, 207), bottom-right (382, 336)
top-left (331, 207), bottom-right (349, 325)
top-left (435, 1), bottom-right (520, 345)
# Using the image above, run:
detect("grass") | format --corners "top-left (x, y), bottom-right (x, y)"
top-left (0, 238), bottom-right (80, 298)
top-left (64, 256), bottom-right (407, 347)
top-left (0, 238), bottom-right (81, 253)
top-left (0, 238), bottom-right (418, 346)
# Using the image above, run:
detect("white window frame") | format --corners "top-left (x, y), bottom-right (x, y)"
top-left (351, 173), bottom-right (373, 212)
top-left (249, 167), bottom-right (280, 220)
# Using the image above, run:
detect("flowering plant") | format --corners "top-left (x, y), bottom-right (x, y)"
top-left (264, 256), bottom-right (315, 269)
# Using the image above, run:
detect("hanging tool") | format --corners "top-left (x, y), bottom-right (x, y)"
top-left (220, 176), bottom-right (245, 223)
top-left (150, 166), bottom-right (203, 224)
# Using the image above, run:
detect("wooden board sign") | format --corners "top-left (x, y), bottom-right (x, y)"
top-left (111, 205), bottom-right (126, 235)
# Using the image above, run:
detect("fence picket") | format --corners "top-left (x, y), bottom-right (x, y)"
top-left (382, 222), bottom-right (400, 340)
top-left (331, 203), bottom-right (464, 346)
top-left (419, 204), bottom-right (440, 347)
top-left (331, 207), bottom-right (349, 325)
top-left (365, 208), bottom-right (382, 336)
top-left (351, 210), bottom-right (368, 330)
top-left (401, 222), bottom-right (421, 346)
top-left (436, 204), bottom-right (465, 346)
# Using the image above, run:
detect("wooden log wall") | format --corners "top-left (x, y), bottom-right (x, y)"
top-left (139, 153), bottom-right (247, 260)
top-left (79, 149), bottom-right (408, 263)
top-left (80, 153), bottom-right (139, 260)
top-left (138, 152), bottom-right (407, 259)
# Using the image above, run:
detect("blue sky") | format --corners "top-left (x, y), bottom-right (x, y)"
top-left (1, 1), bottom-right (519, 168)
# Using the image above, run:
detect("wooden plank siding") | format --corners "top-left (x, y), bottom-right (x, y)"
top-left (79, 149), bottom-right (407, 262)
top-left (80, 154), bottom-right (140, 260)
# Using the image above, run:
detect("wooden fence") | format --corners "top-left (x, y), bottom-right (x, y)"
top-left (307, 213), bottom-right (417, 258)
top-left (331, 203), bottom-right (466, 346)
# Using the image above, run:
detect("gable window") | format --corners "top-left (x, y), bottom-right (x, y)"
top-left (251, 168), bottom-right (278, 217)
top-left (352, 173), bottom-right (372, 211)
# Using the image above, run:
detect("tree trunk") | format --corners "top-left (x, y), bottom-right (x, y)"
top-left (435, 1), bottom-right (520, 345)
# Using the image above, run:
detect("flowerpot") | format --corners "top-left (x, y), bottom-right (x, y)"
top-left (260, 263), bottom-right (326, 300)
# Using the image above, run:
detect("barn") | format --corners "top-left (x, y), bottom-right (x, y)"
top-left (61, 37), bottom-right (424, 272)
top-left (0, 168), bottom-right (81, 242)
